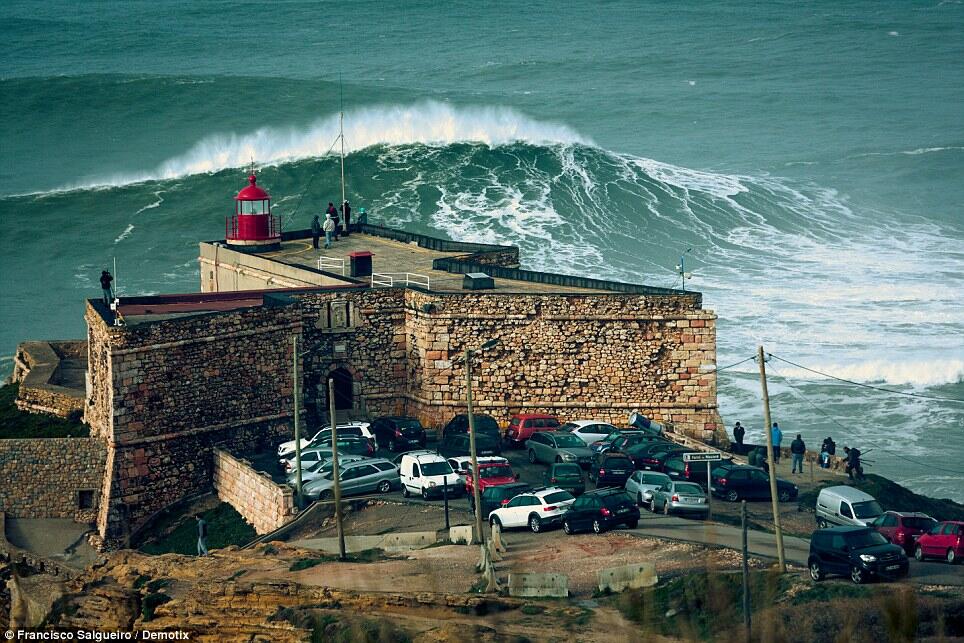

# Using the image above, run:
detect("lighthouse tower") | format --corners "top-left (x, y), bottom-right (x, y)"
top-left (225, 173), bottom-right (281, 252)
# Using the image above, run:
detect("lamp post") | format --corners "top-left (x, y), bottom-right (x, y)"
top-left (465, 338), bottom-right (499, 545)
top-left (292, 336), bottom-right (304, 507)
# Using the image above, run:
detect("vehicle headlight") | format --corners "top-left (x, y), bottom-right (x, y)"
top-left (428, 481), bottom-right (437, 487)
top-left (859, 554), bottom-right (877, 563)
top-left (561, 452), bottom-right (577, 461)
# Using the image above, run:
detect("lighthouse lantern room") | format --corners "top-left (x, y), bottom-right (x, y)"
top-left (226, 173), bottom-right (281, 252)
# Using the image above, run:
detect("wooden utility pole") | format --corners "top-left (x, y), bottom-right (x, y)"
top-left (742, 500), bottom-right (751, 643)
top-left (757, 345), bottom-right (786, 572)
top-left (465, 348), bottom-right (485, 545)
top-left (328, 378), bottom-right (346, 560)
top-left (292, 336), bottom-right (304, 507)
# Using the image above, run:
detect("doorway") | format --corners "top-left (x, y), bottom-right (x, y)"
top-left (330, 367), bottom-right (354, 411)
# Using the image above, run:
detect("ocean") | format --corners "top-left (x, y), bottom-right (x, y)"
top-left (1, 1), bottom-right (962, 500)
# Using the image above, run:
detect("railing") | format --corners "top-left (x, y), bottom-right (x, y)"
top-left (317, 257), bottom-right (346, 275)
top-left (370, 272), bottom-right (431, 289)
top-left (225, 214), bottom-right (280, 240)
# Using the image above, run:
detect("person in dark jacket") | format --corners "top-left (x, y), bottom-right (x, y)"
top-left (822, 436), bottom-right (836, 456)
top-left (326, 202), bottom-right (340, 240)
top-left (790, 434), bottom-right (806, 474)
top-left (340, 200), bottom-right (352, 236)
top-left (311, 215), bottom-right (322, 249)
top-left (844, 447), bottom-right (863, 480)
top-left (99, 270), bottom-right (114, 305)
top-left (732, 422), bottom-right (745, 447)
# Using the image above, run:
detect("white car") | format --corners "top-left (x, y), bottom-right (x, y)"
top-left (277, 421), bottom-right (373, 458)
top-left (487, 487), bottom-right (576, 533)
top-left (556, 420), bottom-right (619, 447)
top-left (446, 455), bottom-right (509, 485)
top-left (398, 452), bottom-right (461, 499)
top-left (625, 470), bottom-right (672, 509)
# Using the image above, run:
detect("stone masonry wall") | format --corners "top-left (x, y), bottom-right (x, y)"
top-left (212, 448), bottom-right (297, 534)
top-left (11, 341), bottom-right (86, 419)
top-left (0, 438), bottom-right (106, 522)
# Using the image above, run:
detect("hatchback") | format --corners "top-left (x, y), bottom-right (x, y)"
top-left (809, 526), bottom-right (909, 584)
top-left (562, 488), bottom-right (640, 534)
top-left (651, 481), bottom-right (709, 517)
top-left (543, 463), bottom-right (585, 496)
top-left (914, 521), bottom-right (964, 564)
top-left (590, 454), bottom-right (635, 487)
top-left (504, 414), bottom-right (561, 447)
top-left (527, 431), bottom-right (593, 467)
top-left (625, 470), bottom-right (672, 509)
top-left (370, 416), bottom-right (426, 452)
top-left (870, 511), bottom-right (937, 554)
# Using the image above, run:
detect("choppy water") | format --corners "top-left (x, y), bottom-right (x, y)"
top-left (1, 1), bottom-right (962, 500)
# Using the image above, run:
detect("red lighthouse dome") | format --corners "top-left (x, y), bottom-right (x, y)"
top-left (225, 173), bottom-right (281, 252)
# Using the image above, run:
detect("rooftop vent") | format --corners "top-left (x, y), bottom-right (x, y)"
top-left (462, 272), bottom-right (494, 290)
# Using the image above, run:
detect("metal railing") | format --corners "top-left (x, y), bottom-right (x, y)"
top-left (317, 257), bottom-right (346, 275)
top-left (370, 272), bottom-right (431, 289)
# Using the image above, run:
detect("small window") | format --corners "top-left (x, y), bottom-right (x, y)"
top-left (78, 490), bottom-right (96, 510)
top-left (510, 418), bottom-right (521, 427)
top-left (943, 523), bottom-right (958, 535)
top-left (840, 502), bottom-right (853, 519)
top-left (506, 496), bottom-right (526, 508)
top-left (412, 464), bottom-right (421, 478)
top-left (830, 534), bottom-right (847, 550)
top-left (374, 462), bottom-right (394, 472)
top-left (883, 514), bottom-right (898, 527)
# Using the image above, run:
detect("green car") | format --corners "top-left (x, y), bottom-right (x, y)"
top-left (543, 463), bottom-right (586, 496)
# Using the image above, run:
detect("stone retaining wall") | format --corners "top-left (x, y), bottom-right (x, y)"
top-left (11, 341), bottom-right (87, 419)
top-left (0, 438), bottom-right (106, 522)
top-left (212, 449), bottom-right (297, 535)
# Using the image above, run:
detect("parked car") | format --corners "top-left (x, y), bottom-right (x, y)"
top-left (488, 487), bottom-right (576, 533)
top-left (651, 481), bottom-right (709, 518)
top-left (589, 453), bottom-right (635, 488)
top-left (281, 441), bottom-right (372, 472)
top-left (914, 521), bottom-right (964, 564)
top-left (526, 431), bottom-right (593, 467)
top-left (286, 454), bottom-right (368, 485)
top-left (590, 430), bottom-right (647, 456)
top-left (543, 463), bottom-right (586, 496)
top-left (303, 458), bottom-right (400, 501)
top-left (592, 430), bottom-right (667, 456)
top-left (709, 464), bottom-right (798, 503)
top-left (277, 421), bottom-right (372, 457)
top-left (557, 420), bottom-right (619, 446)
top-left (815, 486), bottom-right (883, 528)
top-left (280, 447), bottom-right (331, 472)
top-left (472, 482), bottom-right (532, 516)
top-left (437, 432), bottom-right (502, 458)
top-left (307, 435), bottom-right (375, 458)
top-left (661, 452), bottom-right (734, 488)
top-left (447, 455), bottom-right (509, 485)
top-left (441, 414), bottom-right (501, 441)
top-left (625, 470), bottom-right (672, 509)
top-left (562, 488), bottom-right (640, 534)
top-left (504, 413), bottom-right (561, 448)
top-left (808, 526), bottom-right (909, 584)
top-left (870, 511), bottom-right (938, 554)
top-left (398, 452), bottom-right (461, 499)
top-left (370, 416), bottom-right (426, 451)
top-left (465, 460), bottom-right (518, 497)
top-left (626, 442), bottom-right (690, 471)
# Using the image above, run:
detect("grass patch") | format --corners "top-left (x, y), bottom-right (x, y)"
top-left (306, 613), bottom-right (411, 643)
top-left (797, 474), bottom-right (964, 521)
top-left (788, 581), bottom-right (871, 605)
top-left (289, 548), bottom-right (387, 571)
top-left (0, 383), bottom-right (89, 439)
top-left (139, 502), bottom-right (256, 556)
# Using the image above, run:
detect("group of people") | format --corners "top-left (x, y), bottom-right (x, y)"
top-left (732, 421), bottom-right (863, 479)
top-left (311, 200), bottom-right (367, 250)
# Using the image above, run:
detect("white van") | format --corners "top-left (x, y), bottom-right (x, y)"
top-left (815, 485), bottom-right (884, 528)
top-left (398, 452), bottom-right (461, 499)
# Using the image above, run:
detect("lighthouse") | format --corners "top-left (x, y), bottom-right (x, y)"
top-left (225, 173), bottom-right (281, 252)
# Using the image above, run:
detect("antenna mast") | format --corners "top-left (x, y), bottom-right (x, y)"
top-left (339, 73), bottom-right (346, 210)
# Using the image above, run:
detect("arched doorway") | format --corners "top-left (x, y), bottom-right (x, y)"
top-left (330, 368), bottom-right (353, 411)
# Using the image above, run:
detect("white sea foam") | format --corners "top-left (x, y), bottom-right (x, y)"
top-left (114, 224), bottom-right (135, 244)
top-left (770, 358), bottom-right (964, 387)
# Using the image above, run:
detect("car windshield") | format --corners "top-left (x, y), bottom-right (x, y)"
top-left (903, 517), bottom-right (937, 530)
top-left (480, 465), bottom-right (513, 479)
top-left (544, 491), bottom-right (574, 504)
top-left (603, 458), bottom-right (632, 468)
top-left (845, 530), bottom-right (889, 549)
top-left (676, 483), bottom-right (704, 495)
top-left (558, 423), bottom-right (579, 433)
top-left (396, 419), bottom-right (422, 429)
top-left (642, 474), bottom-right (669, 485)
top-left (852, 500), bottom-right (884, 519)
top-left (474, 416), bottom-right (499, 433)
top-left (421, 462), bottom-right (454, 476)
top-left (554, 434), bottom-right (586, 448)
top-left (554, 464), bottom-right (581, 476)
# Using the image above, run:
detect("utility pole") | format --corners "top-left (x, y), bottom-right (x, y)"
top-left (328, 378), bottom-right (346, 560)
top-left (757, 345), bottom-right (786, 572)
top-left (465, 348), bottom-right (484, 545)
top-left (292, 336), bottom-right (304, 507)
top-left (741, 500), bottom-right (751, 643)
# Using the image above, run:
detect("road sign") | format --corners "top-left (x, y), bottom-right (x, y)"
top-left (683, 452), bottom-right (723, 463)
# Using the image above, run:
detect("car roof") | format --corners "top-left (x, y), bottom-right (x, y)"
top-left (404, 452), bottom-right (447, 463)
top-left (814, 526), bottom-right (873, 533)
top-left (818, 485), bottom-right (877, 503)
top-left (884, 510), bottom-right (934, 518)
top-left (346, 458), bottom-right (393, 467)
top-left (563, 420), bottom-right (613, 428)
top-left (512, 413), bottom-right (558, 420)
top-left (585, 487), bottom-right (629, 497)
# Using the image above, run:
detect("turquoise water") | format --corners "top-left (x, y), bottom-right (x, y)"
top-left (1, 1), bottom-right (962, 500)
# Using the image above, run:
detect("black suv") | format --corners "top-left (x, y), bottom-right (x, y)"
top-left (589, 453), bottom-right (635, 488)
top-left (437, 432), bottom-right (501, 458)
top-left (808, 526), bottom-right (909, 584)
top-left (472, 482), bottom-right (532, 516)
top-left (562, 488), bottom-right (640, 534)
top-left (441, 414), bottom-right (502, 441)
top-left (371, 416), bottom-right (426, 451)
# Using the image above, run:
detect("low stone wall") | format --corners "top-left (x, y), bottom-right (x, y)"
top-left (0, 438), bottom-right (106, 522)
top-left (12, 341), bottom-right (87, 419)
top-left (212, 449), bottom-right (297, 535)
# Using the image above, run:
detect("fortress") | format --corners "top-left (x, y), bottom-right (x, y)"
top-left (5, 177), bottom-right (720, 549)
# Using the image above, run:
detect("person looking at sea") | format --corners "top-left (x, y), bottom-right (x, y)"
top-left (100, 270), bottom-right (114, 305)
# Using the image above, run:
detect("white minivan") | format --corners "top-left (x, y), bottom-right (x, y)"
top-left (815, 485), bottom-right (884, 528)
top-left (398, 451), bottom-right (462, 499)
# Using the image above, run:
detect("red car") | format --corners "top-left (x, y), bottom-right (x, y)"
top-left (464, 460), bottom-right (518, 496)
top-left (504, 414), bottom-right (561, 448)
top-left (914, 520), bottom-right (964, 564)
top-left (870, 511), bottom-right (937, 554)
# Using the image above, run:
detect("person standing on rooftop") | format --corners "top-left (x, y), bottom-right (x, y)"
top-left (311, 214), bottom-right (322, 249)
top-left (99, 270), bottom-right (114, 305)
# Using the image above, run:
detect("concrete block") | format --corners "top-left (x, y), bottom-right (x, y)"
top-left (449, 525), bottom-right (473, 545)
top-left (507, 573), bottom-right (568, 598)
top-left (598, 563), bottom-right (658, 593)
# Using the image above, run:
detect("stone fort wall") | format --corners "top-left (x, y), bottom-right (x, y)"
top-left (212, 448), bottom-right (297, 535)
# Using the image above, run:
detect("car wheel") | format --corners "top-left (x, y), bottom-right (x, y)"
top-left (915, 545), bottom-right (924, 562)
top-left (948, 549), bottom-right (958, 565)
top-left (817, 518), bottom-right (828, 529)
top-left (402, 485), bottom-right (410, 498)
top-left (650, 499), bottom-right (658, 513)
top-left (421, 488), bottom-right (430, 500)
top-left (626, 520), bottom-right (639, 529)
top-left (377, 480), bottom-right (391, 493)
top-left (555, 456), bottom-right (563, 463)
top-left (389, 439), bottom-right (397, 452)
top-left (563, 520), bottom-right (573, 535)
top-left (529, 515), bottom-right (542, 533)
top-left (320, 490), bottom-right (334, 501)
top-left (778, 489), bottom-right (791, 502)
top-left (809, 560), bottom-right (824, 581)
top-left (663, 502), bottom-right (671, 516)
top-left (850, 566), bottom-right (865, 585)
top-left (726, 490), bottom-right (739, 502)
top-left (592, 519), bottom-right (604, 534)
top-left (528, 450), bottom-right (537, 464)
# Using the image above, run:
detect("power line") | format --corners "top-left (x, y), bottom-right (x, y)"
top-left (767, 362), bottom-right (963, 475)
top-left (708, 355), bottom-right (757, 374)
top-left (767, 353), bottom-right (964, 404)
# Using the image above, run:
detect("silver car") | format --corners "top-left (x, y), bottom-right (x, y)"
top-left (625, 471), bottom-right (672, 509)
top-left (286, 455), bottom-right (368, 486)
top-left (526, 432), bottom-right (593, 468)
top-left (651, 481), bottom-right (709, 518)
top-left (303, 458), bottom-right (400, 501)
